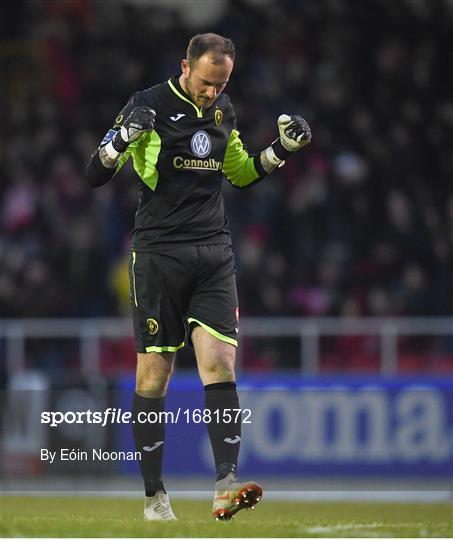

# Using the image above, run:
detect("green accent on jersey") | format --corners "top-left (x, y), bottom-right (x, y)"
top-left (131, 251), bottom-right (138, 307)
top-left (168, 78), bottom-right (203, 118)
top-left (145, 342), bottom-right (185, 353)
top-left (222, 129), bottom-right (260, 187)
top-left (116, 131), bottom-right (161, 191)
top-left (187, 317), bottom-right (238, 347)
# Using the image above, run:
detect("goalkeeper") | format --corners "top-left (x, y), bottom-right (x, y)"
top-left (85, 33), bottom-right (311, 521)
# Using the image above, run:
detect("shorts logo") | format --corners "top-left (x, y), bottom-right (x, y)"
top-left (224, 435), bottom-right (241, 444)
top-left (146, 318), bottom-right (159, 335)
top-left (191, 130), bottom-right (211, 158)
top-left (215, 109), bottom-right (223, 126)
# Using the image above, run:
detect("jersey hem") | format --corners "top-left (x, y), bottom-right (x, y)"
top-left (131, 234), bottom-right (231, 251)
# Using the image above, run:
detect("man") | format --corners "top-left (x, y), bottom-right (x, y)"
top-left (86, 33), bottom-right (311, 520)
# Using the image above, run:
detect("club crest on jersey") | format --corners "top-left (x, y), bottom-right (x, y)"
top-left (114, 114), bottom-right (124, 128)
top-left (146, 318), bottom-right (159, 335)
top-left (191, 130), bottom-right (211, 158)
top-left (215, 109), bottom-right (223, 126)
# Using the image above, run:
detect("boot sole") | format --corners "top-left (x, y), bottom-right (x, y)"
top-left (213, 483), bottom-right (263, 521)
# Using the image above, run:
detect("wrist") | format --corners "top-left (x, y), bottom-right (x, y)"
top-left (264, 145), bottom-right (284, 167)
top-left (104, 139), bottom-right (123, 161)
top-left (271, 138), bottom-right (292, 161)
top-left (112, 129), bottom-right (129, 153)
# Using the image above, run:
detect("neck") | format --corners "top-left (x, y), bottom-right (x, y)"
top-left (179, 74), bottom-right (189, 96)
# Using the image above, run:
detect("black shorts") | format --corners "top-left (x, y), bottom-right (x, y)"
top-left (129, 244), bottom-right (239, 353)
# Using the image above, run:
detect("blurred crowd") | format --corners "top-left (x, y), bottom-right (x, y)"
top-left (1, 1), bottom-right (453, 365)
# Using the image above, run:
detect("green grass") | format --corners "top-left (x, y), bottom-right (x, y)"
top-left (1, 496), bottom-right (452, 537)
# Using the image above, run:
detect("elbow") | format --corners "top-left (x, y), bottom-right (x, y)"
top-left (85, 152), bottom-right (115, 187)
top-left (231, 182), bottom-right (247, 190)
top-left (86, 169), bottom-right (105, 188)
top-left (231, 181), bottom-right (260, 191)
top-left (85, 169), bottom-right (99, 187)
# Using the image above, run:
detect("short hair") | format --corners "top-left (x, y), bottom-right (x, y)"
top-left (187, 33), bottom-right (235, 67)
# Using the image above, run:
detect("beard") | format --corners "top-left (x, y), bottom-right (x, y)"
top-left (185, 75), bottom-right (214, 109)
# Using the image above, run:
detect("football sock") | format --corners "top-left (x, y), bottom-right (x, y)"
top-left (204, 382), bottom-right (241, 481)
top-left (132, 393), bottom-right (166, 494)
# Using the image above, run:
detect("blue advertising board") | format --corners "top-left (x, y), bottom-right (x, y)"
top-left (116, 375), bottom-right (453, 477)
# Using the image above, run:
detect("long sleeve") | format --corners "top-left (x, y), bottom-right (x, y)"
top-left (85, 92), bottom-right (139, 187)
top-left (222, 129), bottom-right (268, 189)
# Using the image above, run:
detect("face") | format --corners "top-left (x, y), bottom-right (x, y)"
top-left (181, 53), bottom-right (234, 109)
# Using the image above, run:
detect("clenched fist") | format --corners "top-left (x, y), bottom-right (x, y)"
top-left (113, 106), bottom-right (156, 152)
top-left (277, 114), bottom-right (311, 152)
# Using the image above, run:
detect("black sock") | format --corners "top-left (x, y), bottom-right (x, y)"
top-left (204, 382), bottom-right (241, 481)
top-left (132, 393), bottom-right (166, 495)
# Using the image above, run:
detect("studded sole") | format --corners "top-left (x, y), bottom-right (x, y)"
top-left (213, 483), bottom-right (263, 521)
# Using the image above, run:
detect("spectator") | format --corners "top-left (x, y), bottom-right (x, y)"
top-left (1, 0), bottom-right (452, 327)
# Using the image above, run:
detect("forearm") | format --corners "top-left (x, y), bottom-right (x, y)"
top-left (85, 133), bottom-right (126, 187)
top-left (255, 141), bottom-right (290, 176)
top-left (259, 149), bottom-right (278, 174)
top-left (254, 139), bottom-right (296, 179)
top-left (85, 149), bottom-right (118, 187)
top-left (99, 143), bottom-right (123, 169)
top-left (85, 104), bottom-right (156, 188)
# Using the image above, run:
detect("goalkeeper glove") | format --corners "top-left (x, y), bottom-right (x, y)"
top-left (266, 114), bottom-right (311, 166)
top-left (104, 106), bottom-right (156, 160)
top-left (112, 106), bottom-right (156, 152)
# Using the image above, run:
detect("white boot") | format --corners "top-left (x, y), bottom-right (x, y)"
top-left (144, 490), bottom-right (177, 520)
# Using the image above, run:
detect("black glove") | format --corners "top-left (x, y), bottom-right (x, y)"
top-left (112, 106), bottom-right (156, 153)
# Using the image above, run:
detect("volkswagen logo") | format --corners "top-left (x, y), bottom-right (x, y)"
top-left (191, 130), bottom-right (211, 158)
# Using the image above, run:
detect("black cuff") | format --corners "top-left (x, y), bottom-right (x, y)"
top-left (112, 131), bottom-right (129, 153)
top-left (271, 138), bottom-right (292, 161)
top-left (253, 153), bottom-right (268, 179)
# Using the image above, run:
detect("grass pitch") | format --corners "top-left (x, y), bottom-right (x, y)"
top-left (1, 495), bottom-right (452, 537)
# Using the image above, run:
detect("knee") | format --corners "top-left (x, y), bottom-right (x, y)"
top-left (135, 354), bottom-right (174, 398)
top-left (201, 351), bottom-right (236, 382)
top-left (136, 368), bottom-right (172, 397)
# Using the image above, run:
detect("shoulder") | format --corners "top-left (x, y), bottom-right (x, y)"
top-left (216, 93), bottom-right (236, 123)
top-left (133, 80), bottom-right (168, 108)
top-left (217, 92), bottom-right (234, 111)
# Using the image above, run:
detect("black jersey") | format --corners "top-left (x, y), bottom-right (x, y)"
top-left (100, 76), bottom-right (267, 250)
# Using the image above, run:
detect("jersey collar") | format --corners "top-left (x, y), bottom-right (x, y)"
top-left (168, 76), bottom-right (203, 118)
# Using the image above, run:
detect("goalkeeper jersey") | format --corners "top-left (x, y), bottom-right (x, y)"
top-left (102, 76), bottom-right (267, 250)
